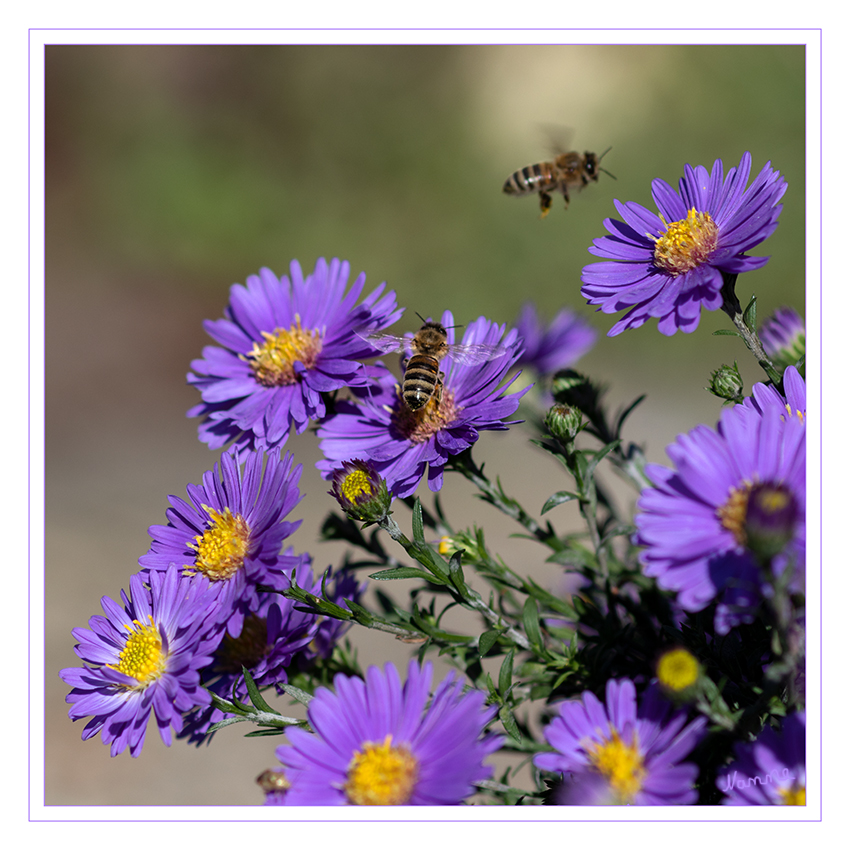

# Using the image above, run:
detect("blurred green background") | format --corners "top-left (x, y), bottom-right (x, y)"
top-left (44, 44), bottom-right (805, 806)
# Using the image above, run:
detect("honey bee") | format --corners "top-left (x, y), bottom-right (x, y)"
top-left (503, 146), bottom-right (614, 217)
top-left (362, 315), bottom-right (507, 411)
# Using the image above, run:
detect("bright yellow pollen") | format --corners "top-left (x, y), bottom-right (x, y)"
top-left (341, 468), bottom-right (374, 505)
top-left (654, 208), bottom-right (719, 276)
top-left (191, 506), bottom-right (251, 581)
top-left (657, 648), bottom-right (700, 692)
top-left (585, 728), bottom-right (646, 804)
top-left (245, 317), bottom-right (322, 387)
top-left (107, 616), bottom-right (166, 686)
top-left (784, 403), bottom-right (806, 424)
top-left (344, 735), bottom-right (419, 805)
top-left (779, 782), bottom-right (806, 805)
top-left (717, 481), bottom-right (754, 546)
top-left (438, 536), bottom-right (455, 556)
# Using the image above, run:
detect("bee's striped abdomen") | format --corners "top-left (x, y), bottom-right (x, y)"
top-left (503, 162), bottom-right (557, 196)
top-left (402, 354), bottom-right (440, 410)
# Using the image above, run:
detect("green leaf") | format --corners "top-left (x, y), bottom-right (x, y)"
top-left (541, 491), bottom-right (578, 515)
top-left (586, 439), bottom-right (621, 479)
top-left (499, 647), bottom-right (515, 696)
top-left (712, 328), bottom-right (742, 337)
top-left (206, 715), bottom-right (248, 734)
top-left (368, 566), bottom-right (449, 586)
top-left (281, 683), bottom-right (313, 707)
top-left (479, 628), bottom-right (503, 658)
top-left (448, 550), bottom-right (468, 597)
top-left (242, 667), bottom-right (278, 715)
top-left (522, 597), bottom-right (544, 652)
top-left (615, 394), bottom-right (646, 435)
top-left (743, 294), bottom-right (757, 333)
top-left (411, 498), bottom-right (426, 544)
top-left (499, 704), bottom-right (522, 743)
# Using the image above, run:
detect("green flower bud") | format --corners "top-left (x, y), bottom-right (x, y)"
top-left (545, 403), bottom-right (583, 443)
top-left (551, 369), bottom-right (601, 413)
top-left (708, 362), bottom-right (744, 403)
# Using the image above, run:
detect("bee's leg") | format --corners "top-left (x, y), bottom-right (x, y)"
top-left (433, 373), bottom-right (445, 407)
top-left (538, 191), bottom-right (553, 218)
top-left (562, 187), bottom-right (571, 210)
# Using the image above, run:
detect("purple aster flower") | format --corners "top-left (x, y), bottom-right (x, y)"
top-left (717, 711), bottom-right (806, 805)
top-left (535, 678), bottom-right (706, 805)
top-left (316, 311), bottom-right (528, 498)
top-left (188, 258), bottom-right (403, 457)
top-left (581, 152), bottom-right (787, 336)
top-left (139, 449), bottom-right (306, 637)
top-left (273, 659), bottom-right (502, 805)
top-left (178, 559), bottom-right (325, 745)
top-left (59, 564), bottom-right (224, 757)
top-left (513, 302), bottom-right (596, 375)
top-left (759, 306), bottom-right (805, 371)
top-left (744, 365), bottom-right (806, 423)
top-left (634, 399), bottom-right (805, 634)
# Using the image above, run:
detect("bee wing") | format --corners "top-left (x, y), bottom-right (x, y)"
top-left (357, 331), bottom-right (409, 355)
top-left (446, 342), bottom-right (508, 366)
top-left (537, 122), bottom-right (575, 157)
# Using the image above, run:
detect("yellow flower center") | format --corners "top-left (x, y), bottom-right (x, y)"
top-left (653, 208), bottom-right (719, 276)
top-left (778, 781), bottom-right (806, 805)
top-left (344, 734), bottom-right (419, 805)
top-left (107, 616), bottom-right (166, 687)
top-left (245, 317), bottom-right (322, 387)
top-left (717, 481), bottom-right (754, 546)
top-left (585, 728), bottom-right (646, 804)
top-left (392, 386), bottom-right (460, 444)
top-left (190, 506), bottom-right (251, 581)
top-left (340, 468), bottom-right (375, 506)
top-left (657, 648), bottom-right (700, 692)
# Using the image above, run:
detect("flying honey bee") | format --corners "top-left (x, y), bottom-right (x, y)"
top-left (361, 315), bottom-right (507, 411)
top-left (503, 146), bottom-right (614, 217)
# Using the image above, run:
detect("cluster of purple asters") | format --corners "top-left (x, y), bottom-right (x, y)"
top-left (61, 447), bottom-right (361, 756)
top-left (61, 136), bottom-right (807, 808)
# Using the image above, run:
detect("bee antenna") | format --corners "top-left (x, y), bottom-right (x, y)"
top-left (598, 146), bottom-right (613, 161)
top-left (600, 167), bottom-right (617, 181)
top-left (415, 311), bottom-right (429, 324)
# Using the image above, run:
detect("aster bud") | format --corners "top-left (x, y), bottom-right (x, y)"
top-left (551, 369), bottom-right (601, 413)
top-left (544, 403), bottom-right (583, 443)
top-left (744, 482), bottom-right (799, 563)
top-left (708, 362), bottom-right (744, 403)
top-left (329, 459), bottom-right (392, 524)
top-left (759, 306), bottom-right (805, 372)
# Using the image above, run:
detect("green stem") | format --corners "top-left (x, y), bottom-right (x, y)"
top-left (378, 513), bottom-right (533, 652)
top-left (720, 272), bottom-right (782, 385)
top-left (448, 451), bottom-right (566, 552)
